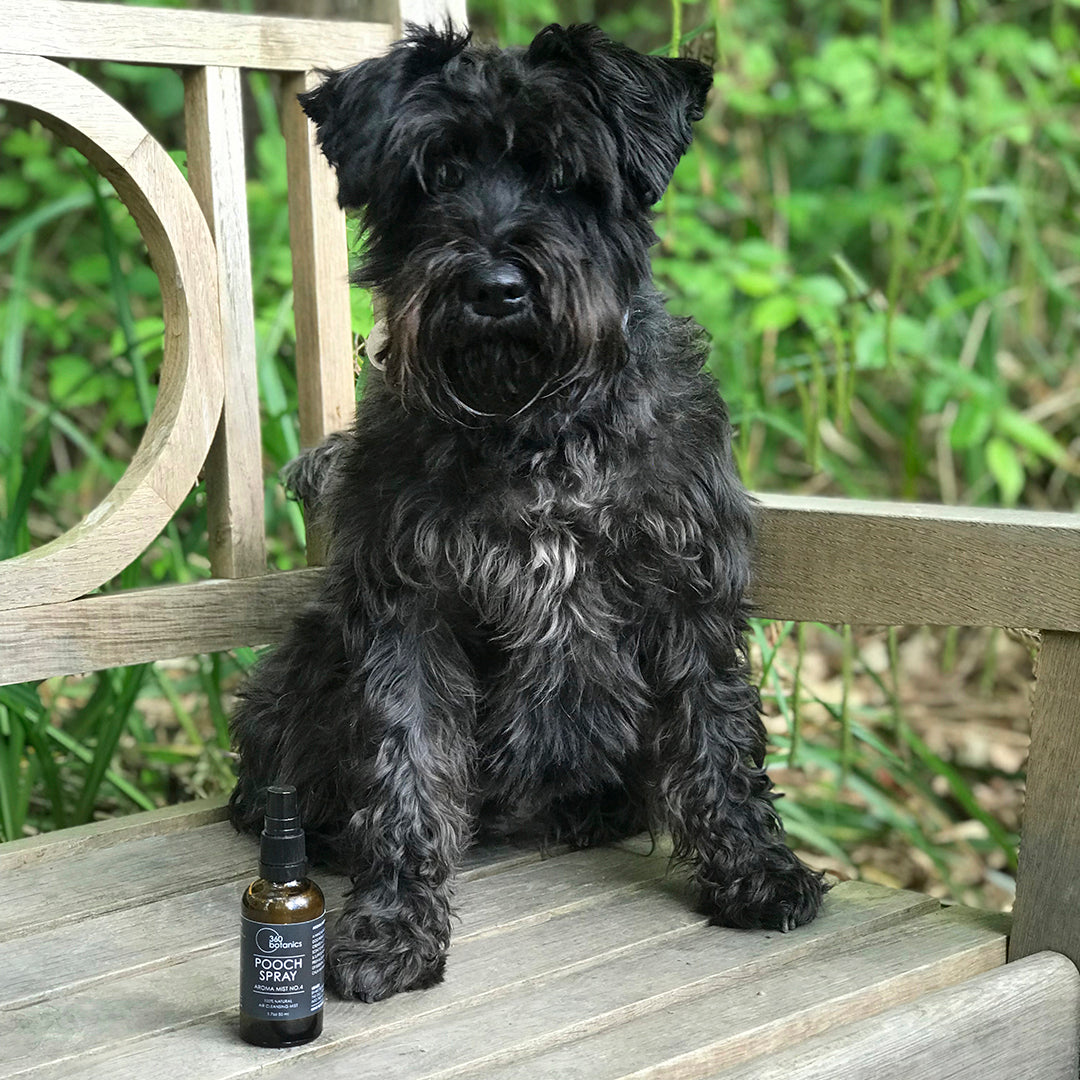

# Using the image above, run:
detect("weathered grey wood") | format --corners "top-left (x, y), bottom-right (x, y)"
top-left (453, 908), bottom-right (1008, 1080)
top-left (7, 881), bottom-right (946, 1080)
top-left (0, 822), bottom-right (255, 940)
top-left (282, 69), bottom-right (356, 566)
top-left (1, 0), bottom-right (394, 71)
top-left (0, 570), bottom-right (323, 687)
top-left (184, 65), bottom-right (266, 579)
top-left (3, 885), bottom-right (703, 1078)
top-left (6, 496), bottom-right (1080, 685)
top-left (753, 493), bottom-right (1080, 630)
top-left (0, 796), bottom-right (228, 872)
top-left (1011, 630), bottom-right (1080, 968)
top-left (710, 951), bottom-right (1080, 1080)
top-left (0, 55), bottom-right (224, 614)
top-left (0, 843), bottom-right (668, 1009)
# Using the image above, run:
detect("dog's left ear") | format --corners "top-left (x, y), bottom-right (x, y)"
top-left (299, 24), bottom-right (471, 208)
top-left (527, 25), bottom-right (712, 206)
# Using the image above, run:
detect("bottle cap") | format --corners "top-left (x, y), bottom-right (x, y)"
top-left (259, 784), bottom-right (307, 882)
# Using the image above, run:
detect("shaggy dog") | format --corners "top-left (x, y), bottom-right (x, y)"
top-left (229, 22), bottom-right (826, 1003)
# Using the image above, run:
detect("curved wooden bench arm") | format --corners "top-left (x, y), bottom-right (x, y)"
top-left (0, 54), bottom-right (224, 611)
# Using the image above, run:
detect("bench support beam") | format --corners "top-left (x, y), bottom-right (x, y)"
top-left (1010, 630), bottom-right (1080, 967)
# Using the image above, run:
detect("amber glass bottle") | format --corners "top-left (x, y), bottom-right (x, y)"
top-left (239, 785), bottom-right (325, 1048)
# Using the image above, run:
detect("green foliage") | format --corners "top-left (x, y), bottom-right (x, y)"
top-left (0, 1), bottom-right (1076, 905)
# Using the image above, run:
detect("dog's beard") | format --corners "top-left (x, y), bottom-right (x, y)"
top-left (377, 243), bottom-right (629, 423)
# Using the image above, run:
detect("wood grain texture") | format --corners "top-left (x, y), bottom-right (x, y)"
top-left (184, 67), bottom-right (265, 579)
top-left (0, 833), bottom-right (548, 1010)
top-left (0, 843), bottom-right (667, 1012)
top-left (282, 69), bottom-right (357, 565)
top-left (710, 951), bottom-right (1080, 1080)
top-left (461, 909), bottom-right (1007, 1080)
top-left (1010, 631), bottom-right (1080, 966)
top-left (6, 879), bottom-right (943, 1080)
top-left (0, 55), bottom-right (224, 611)
top-left (1, 0), bottom-right (393, 71)
top-left (0, 569), bottom-right (323, 687)
top-left (5, 495), bottom-right (1078, 683)
top-left (0, 889), bottom-right (701, 1074)
top-left (0, 797), bottom-right (228, 874)
top-left (753, 493), bottom-right (1080, 630)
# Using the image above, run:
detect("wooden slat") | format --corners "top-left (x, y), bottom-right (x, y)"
top-left (0, 0), bottom-right (394, 71)
top-left (754, 493), bottom-right (1080, 630)
top-left (4, 879), bottom-right (705, 1077)
top-left (282, 70), bottom-right (357, 565)
top-left (0, 835), bottom-right (575, 1010)
top-left (0, 796), bottom-right (228, 873)
top-left (458, 909), bottom-right (1007, 1080)
top-left (184, 66), bottom-right (266, 579)
top-left (0, 822), bottom-right (255, 941)
top-left (6, 880), bottom-right (940, 1080)
top-left (1010, 630), bottom-right (1080, 967)
top-left (0, 569), bottom-right (322, 687)
top-left (4, 496), bottom-right (1078, 685)
top-left (711, 951), bottom-right (1080, 1080)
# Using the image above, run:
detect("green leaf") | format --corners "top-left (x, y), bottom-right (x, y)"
top-left (797, 275), bottom-right (847, 309)
top-left (751, 295), bottom-right (799, 333)
top-left (0, 176), bottom-right (30, 209)
top-left (736, 239), bottom-right (786, 268)
top-left (950, 398), bottom-right (993, 451)
top-left (732, 268), bottom-right (780, 298)
top-left (985, 437), bottom-right (1025, 505)
top-left (995, 409), bottom-right (1070, 467)
top-left (49, 354), bottom-right (106, 407)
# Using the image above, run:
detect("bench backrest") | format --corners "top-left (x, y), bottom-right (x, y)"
top-left (1, 0), bottom-right (1078, 975)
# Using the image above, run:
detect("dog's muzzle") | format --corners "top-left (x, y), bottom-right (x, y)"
top-left (464, 262), bottom-right (529, 319)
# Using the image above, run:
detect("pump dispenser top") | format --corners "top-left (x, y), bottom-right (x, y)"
top-left (259, 784), bottom-right (307, 882)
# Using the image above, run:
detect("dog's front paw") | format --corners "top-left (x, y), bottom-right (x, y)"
top-left (328, 912), bottom-right (448, 1002)
top-left (699, 847), bottom-right (828, 933)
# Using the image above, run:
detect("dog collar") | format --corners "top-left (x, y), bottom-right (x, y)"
top-left (365, 319), bottom-right (388, 371)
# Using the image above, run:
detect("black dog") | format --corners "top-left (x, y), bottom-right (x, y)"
top-left (229, 23), bottom-right (826, 1003)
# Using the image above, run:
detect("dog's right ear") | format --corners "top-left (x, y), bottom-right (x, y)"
top-left (298, 24), bottom-right (471, 208)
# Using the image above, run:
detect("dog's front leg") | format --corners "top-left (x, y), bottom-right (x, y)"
top-left (647, 607), bottom-right (827, 932)
top-left (329, 600), bottom-right (475, 1002)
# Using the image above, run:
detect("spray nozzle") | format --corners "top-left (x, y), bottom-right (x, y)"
top-left (259, 784), bottom-right (307, 882)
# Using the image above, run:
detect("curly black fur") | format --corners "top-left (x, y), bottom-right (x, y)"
top-left (230, 22), bottom-right (826, 1004)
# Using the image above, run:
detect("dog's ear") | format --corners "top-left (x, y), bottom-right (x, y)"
top-left (527, 24), bottom-right (712, 206)
top-left (298, 24), bottom-right (471, 208)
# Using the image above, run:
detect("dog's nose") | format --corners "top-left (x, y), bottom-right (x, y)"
top-left (465, 263), bottom-right (529, 318)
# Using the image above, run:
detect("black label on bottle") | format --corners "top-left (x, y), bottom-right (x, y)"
top-left (240, 914), bottom-right (325, 1021)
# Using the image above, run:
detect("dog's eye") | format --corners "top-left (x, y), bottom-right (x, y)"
top-left (433, 162), bottom-right (464, 192)
top-left (551, 166), bottom-right (570, 194)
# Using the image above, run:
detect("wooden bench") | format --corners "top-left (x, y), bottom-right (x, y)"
top-left (2, 3), bottom-right (1080, 1077)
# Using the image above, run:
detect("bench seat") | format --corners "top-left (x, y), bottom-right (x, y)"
top-left (5, 799), bottom-right (1073, 1080)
